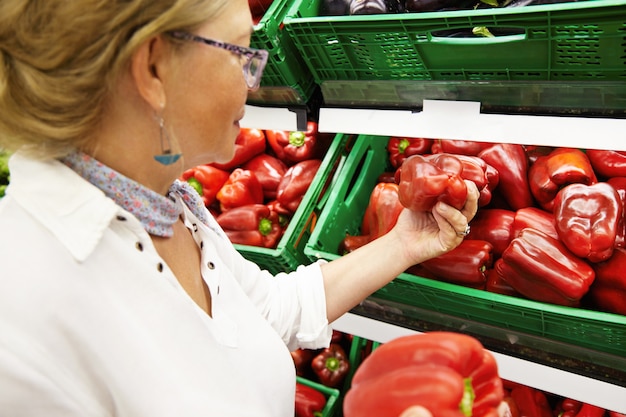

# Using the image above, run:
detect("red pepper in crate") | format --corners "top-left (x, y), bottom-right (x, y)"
top-left (311, 343), bottom-right (350, 388)
top-left (363, 182), bottom-right (404, 240)
top-left (295, 381), bottom-right (327, 417)
top-left (455, 154), bottom-right (498, 207)
top-left (465, 208), bottom-right (515, 257)
top-left (554, 398), bottom-right (583, 417)
top-left (215, 204), bottom-right (282, 248)
top-left (586, 149), bottom-right (626, 178)
top-left (242, 153), bottom-right (287, 200)
top-left (266, 121), bottom-right (319, 164)
top-left (478, 143), bottom-right (534, 210)
top-left (511, 207), bottom-right (559, 240)
top-left (607, 176), bottom-right (626, 248)
top-left (211, 128), bottom-right (266, 171)
top-left (216, 168), bottom-right (264, 211)
top-left (276, 159), bottom-right (322, 214)
top-left (509, 386), bottom-right (553, 417)
top-left (387, 136), bottom-right (434, 169)
top-left (528, 148), bottom-right (597, 212)
top-left (485, 268), bottom-right (519, 297)
top-left (432, 139), bottom-right (491, 156)
top-left (420, 240), bottom-right (494, 288)
top-left (553, 182), bottom-right (622, 263)
top-left (397, 153), bottom-right (468, 212)
top-left (180, 164), bottom-right (230, 207)
top-left (343, 332), bottom-right (504, 417)
top-left (574, 403), bottom-right (606, 417)
top-left (291, 349), bottom-right (316, 377)
top-left (589, 247), bottom-right (626, 315)
top-left (496, 228), bottom-right (595, 307)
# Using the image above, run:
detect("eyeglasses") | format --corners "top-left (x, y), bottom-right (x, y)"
top-left (168, 31), bottom-right (269, 91)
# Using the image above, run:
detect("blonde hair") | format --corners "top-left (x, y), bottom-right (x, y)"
top-left (0, 0), bottom-right (227, 159)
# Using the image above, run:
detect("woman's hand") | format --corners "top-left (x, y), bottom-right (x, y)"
top-left (389, 179), bottom-right (480, 267)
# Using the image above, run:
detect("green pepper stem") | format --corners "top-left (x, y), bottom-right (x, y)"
top-left (289, 131), bottom-right (306, 147)
top-left (258, 218), bottom-right (273, 236)
top-left (325, 356), bottom-right (340, 372)
top-left (460, 377), bottom-right (475, 417)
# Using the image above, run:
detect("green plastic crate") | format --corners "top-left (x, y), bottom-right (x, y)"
top-left (297, 376), bottom-right (341, 417)
top-left (233, 133), bottom-right (353, 275)
top-left (304, 135), bottom-right (626, 357)
top-left (247, 0), bottom-right (317, 105)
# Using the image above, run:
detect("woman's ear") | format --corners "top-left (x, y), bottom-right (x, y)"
top-left (130, 35), bottom-right (169, 111)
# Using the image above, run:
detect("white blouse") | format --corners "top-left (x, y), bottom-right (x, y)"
top-left (0, 153), bottom-right (332, 416)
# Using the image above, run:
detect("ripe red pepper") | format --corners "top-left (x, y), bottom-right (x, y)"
top-left (242, 153), bottom-right (287, 200)
top-left (266, 121), bottom-right (319, 165)
top-left (180, 164), bottom-right (230, 207)
top-left (276, 159), bottom-right (322, 214)
top-left (363, 182), bottom-right (404, 240)
top-left (478, 143), bottom-right (534, 210)
top-left (496, 228), bottom-right (596, 306)
top-left (397, 153), bottom-right (468, 212)
top-left (387, 136), bottom-right (434, 169)
top-left (511, 207), bottom-right (559, 240)
top-left (589, 247), bottom-right (626, 315)
top-left (211, 128), bottom-right (266, 171)
top-left (420, 240), bottom-right (494, 288)
top-left (553, 182), bottom-right (622, 263)
top-left (485, 268), bottom-right (519, 297)
top-left (215, 204), bottom-right (283, 248)
top-left (432, 139), bottom-right (492, 156)
top-left (311, 343), bottom-right (350, 388)
top-left (455, 154), bottom-right (498, 207)
top-left (295, 381), bottom-right (327, 417)
top-left (465, 209), bottom-right (515, 257)
top-left (586, 149), bottom-right (626, 179)
top-left (344, 332), bottom-right (504, 417)
top-left (509, 386), bottom-right (553, 417)
top-left (291, 349), bottom-right (316, 377)
top-left (216, 168), bottom-right (264, 211)
top-left (528, 148), bottom-right (597, 212)
top-left (574, 403), bottom-right (606, 417)
top-left (607, 176), bottom-right (626, 248)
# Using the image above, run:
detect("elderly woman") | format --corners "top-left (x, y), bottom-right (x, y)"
top-left (0, 0), bottom-right (477, 415)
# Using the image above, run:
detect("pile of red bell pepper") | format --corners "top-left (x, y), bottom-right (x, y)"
top-left (340, 137), bottom-right (626, 315)
top-left (180, 123), bottom-right (331, 249)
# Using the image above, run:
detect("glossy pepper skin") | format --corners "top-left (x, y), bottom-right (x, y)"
top-left (311, 343), bottom-right (350, 388)
top-left (511, 207), bottom-right (558, 240)
top-left (180, 164), bottom-right (230, 207)
top-left (478, 143), bottom-right (534, 210)
top-left (509, 386), bottom-right (552, 417)
top-left (528, 148), bottom-right (597, 212)
top-left (216, 168), bottom-right (264, 211)
top-left (455, 154), bottom-right (498, 207)
top-left (586, 149), bottom-right (626, 178)
top-left (496, 228), bottom-right (596, 306)
top-left (589, 247), bottom-right (626, 315)
top-left (215, 204), bottom-right (283, 248)
top-left (397, 153), bottom-right (468, 212)
top-left (344, 332), bottom-right (503, 417)
top-left (266, 121), bottom-right (319, 165)
top-left (420, 240), bottom-right (494, 288)
top-left (276, 159), bottom-right (322, 214)
top-left (295, 381), bottom-right (327, 417)
top-left (607, 176), bottom-right (626, 248)
top-left (387, 136), bottom-right (434, 169)
top-left (431, 139), bottom-right (491, 156)
top-left (242, 153), bottom-right (287, 200)
top-left (465, 209), bottom-right (515, 257)
top-left (553, 182), bottom-right (622, 263)
top-left (211, 128), bottom-right (266, 171)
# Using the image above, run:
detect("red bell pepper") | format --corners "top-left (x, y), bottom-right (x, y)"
top-left (211, 128), bottom-right (266, 171)
top-left (586, 149), bottom-right (626, 179)
top-left (387, 136), bottom-right (434, 169)
top-left (496, 228), bottom-right (596, 306)
top-left (478, 143), bottom-right (534, 211)
top-left (276, 159), bottom-right (322, 214)
top-left (465, 208), bottom-right (515, 257)
top-left (589, 247), bottom-right (626, 315)
top-left (511, 207), bottom-right (559, 240)
top-left (180, 164), bottom-right (230, 207)
top-left (242, 153), bottom-right (287, 200)
top-left (455, 154), bottom-right (498, 207)
top-left (338, 234), bottom-right (371, 255)
top-left (554, 398), bottom-right (583, 417)
top-left (344, 332), bottom-right (504, 417)
top-left (509, 386), bottom-right (553, 417)
top-left (420, 240), bottom-right (494, 288)
top-left (311, 343), bottom-right (350, 388)
top-left (524, 145), bottom-right (555, 164)
top-left (215, 204), bottom-right (283, 248)
top-left (607, 177), bottom-right (626, 248)
top-left (397, 153), bottom-right (468, 212)
top-left (216, 168), bottom-right (264, 211)
top-left (291, 349), bottom-right (316, 377)
top-left (574, 403), bottom-right (606, 417)
top-left (266, 121), bottom-right (319, 165)
top-left (363, 182), bottom-right (404, 240)
top-left (431, 139), bottom-right (492, 156)
top-left (528, 148), bottom-right (597, 212)
top-left (553, 182), bottom-right (622, 263)
top-left (485, 268), bottom-right (519, 297)
top-left (295, 381), bottom-right (327, 417)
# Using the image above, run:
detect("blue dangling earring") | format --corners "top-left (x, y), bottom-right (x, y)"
top-left (154, 115), bottom-right (182, 165)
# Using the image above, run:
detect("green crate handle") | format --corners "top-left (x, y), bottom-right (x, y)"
top-left (429, 30), bottom-right (527, 44)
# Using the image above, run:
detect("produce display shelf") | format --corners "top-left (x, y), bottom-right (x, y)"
top-left (304, 134), bottom-right (626, 357)
top-left (248, 0), bottom-right (317, 105)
